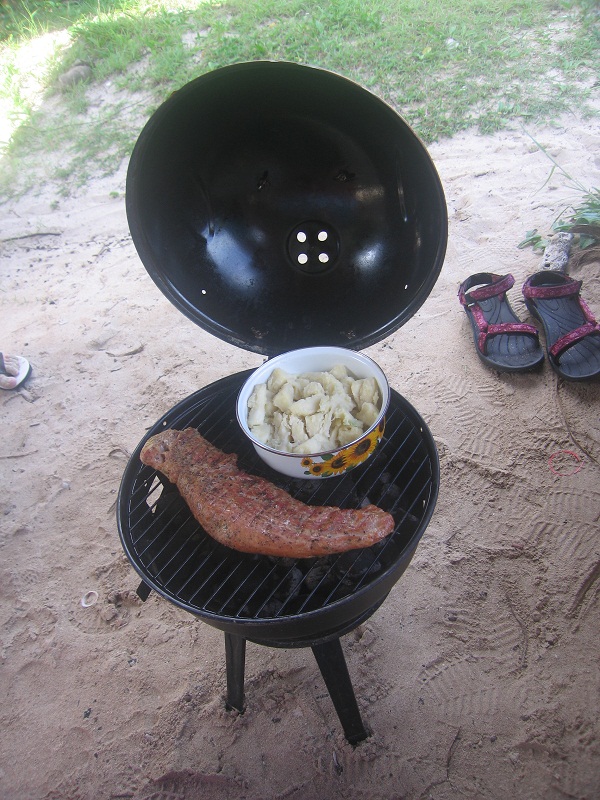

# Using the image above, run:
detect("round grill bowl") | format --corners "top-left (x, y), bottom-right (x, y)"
top-left (117, 371), bottom-right (439, 644)
top-left (126, 61), bottom-right (447, 356)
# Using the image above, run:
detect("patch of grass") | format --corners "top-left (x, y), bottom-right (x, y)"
top-left (0, 0), bottom-right (598, 198)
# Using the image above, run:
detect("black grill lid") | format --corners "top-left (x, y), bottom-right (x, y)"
top-left (126, 61), bottom-right (447, 356)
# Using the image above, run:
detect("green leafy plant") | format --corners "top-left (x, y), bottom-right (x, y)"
top-left (554, 188), bottom-right (600, 251)
top-left (520, 132), bottom-right (600, 264)
top-left (518, 229), bottom-right (549, 253)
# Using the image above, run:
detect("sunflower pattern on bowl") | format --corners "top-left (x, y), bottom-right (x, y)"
top-left (300, 419), bottom-right (385, 477)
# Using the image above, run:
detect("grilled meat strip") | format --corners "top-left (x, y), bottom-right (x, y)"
top-left (140, 427), bottom-right (394, 558)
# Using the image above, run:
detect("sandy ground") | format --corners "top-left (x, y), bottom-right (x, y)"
top-left (1, 105), bottom-right (599, 800)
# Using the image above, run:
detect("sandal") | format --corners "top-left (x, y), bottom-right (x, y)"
top-left (458, 273), bottom-right (544, 373)
top-left (522, 271), bottom-right (600, 381)
top-left (0, 353), bottom-right (31, 390)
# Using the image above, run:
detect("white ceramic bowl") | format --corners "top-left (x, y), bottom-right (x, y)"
top-left (236, 347), bottom-right (390, 479)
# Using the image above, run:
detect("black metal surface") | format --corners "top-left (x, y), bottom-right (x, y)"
top-left (117, 370), bottom-right (439, 642)
top-left (126, 62), bottom-right (447, 356)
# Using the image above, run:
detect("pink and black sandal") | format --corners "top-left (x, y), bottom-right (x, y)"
top-left (522, 271), bottom-right (600, 381)
top-left (458, 273), bottom-right (544, 373)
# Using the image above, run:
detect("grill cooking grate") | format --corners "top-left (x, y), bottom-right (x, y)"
top-left (119, 371), bottom-right (438, 626)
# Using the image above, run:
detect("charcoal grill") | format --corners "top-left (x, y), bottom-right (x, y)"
top-left (117, 61), bottom-right (447, 744)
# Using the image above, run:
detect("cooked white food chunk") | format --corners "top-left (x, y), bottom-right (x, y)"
top-left (351, 377), bottom-right (380, 408)
top-left (305, 411), bottom-right (332, 439)
top-left (267, 367), bottom-right (291, 393)
top-left (356, 401), bottom-right (380, 427)
top-left (273, 382), bottom-right (295, 412)
top-left (289, 415), bottom-right (309, 445)
top-left (250, 422), bottom-right (272, 443)
top-left (289, 395), bottom-right (321, 417)
top-left (247, 382), bottom-right (268, 427)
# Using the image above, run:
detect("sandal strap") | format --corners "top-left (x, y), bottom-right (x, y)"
top-left (0, 353), bottom-right (5, 375)
top-left (550, 321), bottom-right (600, 359)
top-left (458, 273), bottom-right (515, 306)
top-left (468, 304), bottom-right (539, 354)
top-left (522, 276), bottom-right (582, 300)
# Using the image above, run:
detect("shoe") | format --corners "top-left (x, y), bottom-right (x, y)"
top-left (458, 273), bottom-right (544, 373)
top-left (523, 271), bottom-right (600, 381)
top-left (0, 353), bottom-right (31, 390)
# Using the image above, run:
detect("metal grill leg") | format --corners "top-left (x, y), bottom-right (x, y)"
top-left (311, 638), bottom-right (370, 745)
top-left (224, 633), bottom-right (246, 713)
top-left (136, 580), bottom-right (152, 601)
